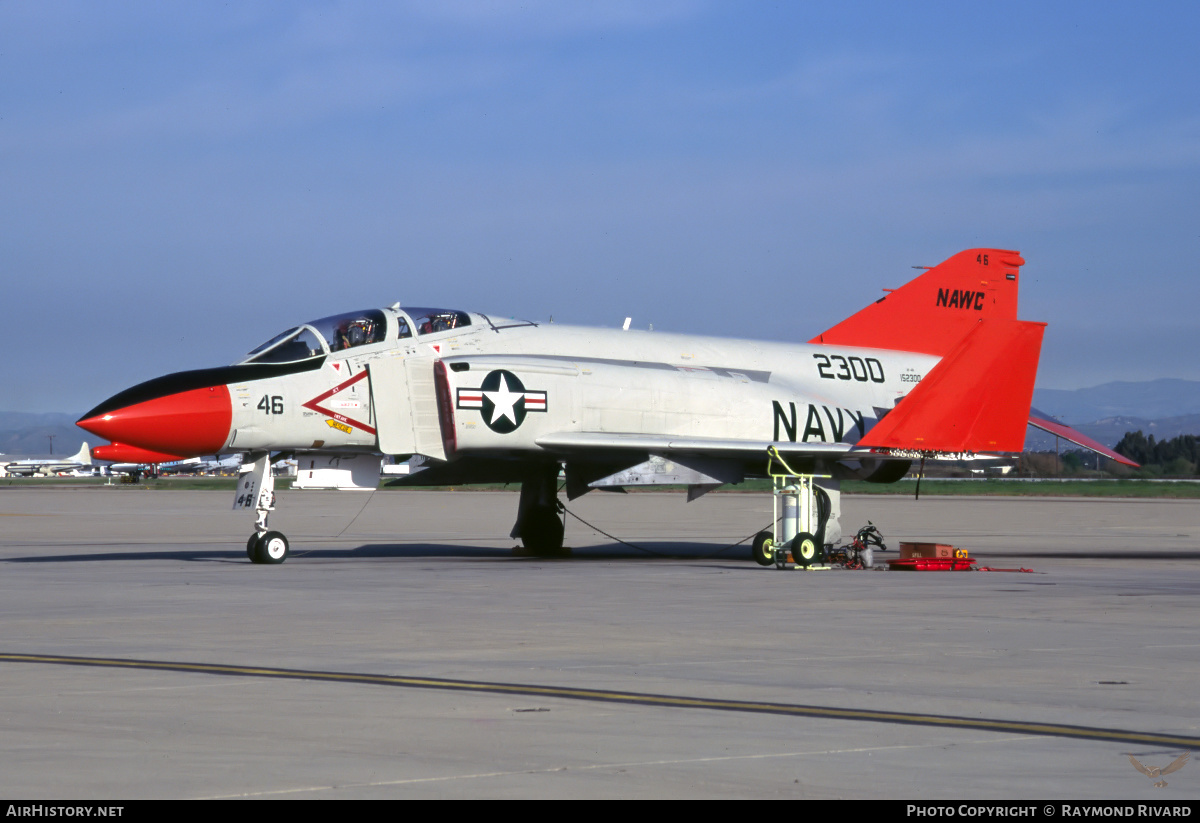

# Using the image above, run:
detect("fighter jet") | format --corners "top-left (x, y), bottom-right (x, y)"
top-left (77, 248), bottom-right (1134, 564)
top-left (3, 442), bottom-right (93, 477)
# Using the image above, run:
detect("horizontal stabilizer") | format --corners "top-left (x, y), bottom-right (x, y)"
top-left (859, 319), bottom-right (1045, 454)
top-left (1028, 409), bottom-right (1139, 467)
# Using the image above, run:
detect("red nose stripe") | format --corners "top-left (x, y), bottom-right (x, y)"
top-left (78, 385), bottom-right (232, 457)
top-left (92, 443), bottom-right (187, 463)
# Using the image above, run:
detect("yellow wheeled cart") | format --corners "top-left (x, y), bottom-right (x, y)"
top-left (750, 447), bottom-right (831, 570)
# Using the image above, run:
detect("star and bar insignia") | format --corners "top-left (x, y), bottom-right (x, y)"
top-left (456, 369), bottom-right (547, 433)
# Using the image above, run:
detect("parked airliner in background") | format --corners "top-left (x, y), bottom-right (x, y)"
top-left (2, 443), bottom-right (93, 477)
top-left (77, 248), bottom-right (1132, 563)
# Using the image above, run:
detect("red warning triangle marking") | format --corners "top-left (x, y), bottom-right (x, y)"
top-left (302, 369), bottom-right (377, 435)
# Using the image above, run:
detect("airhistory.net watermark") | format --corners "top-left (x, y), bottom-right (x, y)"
top-left (6, 808), bottom-right (123, 818)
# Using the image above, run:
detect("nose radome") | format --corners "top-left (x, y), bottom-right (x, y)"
top-left (78, 384), bottom-right (232, 458)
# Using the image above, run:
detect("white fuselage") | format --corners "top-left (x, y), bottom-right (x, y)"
top-left (220, 312), bottom-right (939, 460)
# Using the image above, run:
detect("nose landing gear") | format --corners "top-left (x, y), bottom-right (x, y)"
top-left (238, 453), bottom-right (290, 564)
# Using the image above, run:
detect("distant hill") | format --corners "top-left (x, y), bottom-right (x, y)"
top-left (1026, 379), bottom-right (1200, 451)
top-left (0, 412), bottom-right (86, 457)
top-left (1025, 414), bottom-right (1200, 451)
top-left (1033, 379), bottom-right (1200, 423)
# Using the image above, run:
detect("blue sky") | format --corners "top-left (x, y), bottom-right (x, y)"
top-left (3, 1), bottom-right (1198, 413)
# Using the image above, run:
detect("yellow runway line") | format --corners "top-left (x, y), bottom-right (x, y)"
top-left (3, 652), bottom-right (1197, 749)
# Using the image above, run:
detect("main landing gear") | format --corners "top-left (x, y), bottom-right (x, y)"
top-left (511, 464), bottom-right (567, 556)
top-left (239, 453), bottom-right (290, 564)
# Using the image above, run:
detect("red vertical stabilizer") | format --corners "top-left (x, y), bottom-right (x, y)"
top-left (858, 318), bottom-right (1045, 454)
top-left (811, 248), bottom-right (1024, 356)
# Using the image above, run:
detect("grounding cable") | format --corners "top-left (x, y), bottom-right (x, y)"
top-left (286, 487), bottom-right (380, 558)
top-left (557, 500), bottom-right (772, 560)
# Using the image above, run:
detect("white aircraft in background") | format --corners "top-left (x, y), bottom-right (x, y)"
top-left (78, 248), bottom-right (1134, 564)
top-left (191, 454), bottom-right (244, 475)
top-left (2, 443), bottom-right (93, 477)
top-left (100, 454), bottom-right (243, 480)
top-left (101, 456), bottom-right (198, 480)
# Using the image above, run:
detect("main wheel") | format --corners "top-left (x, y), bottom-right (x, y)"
top-left (791, 531), bottom-right (819, 567)
top-left (254, 531), bottom-right (290, 564)
top-left (519, 505), bottom-right (566, 556)
top-left (751, 531), bottom-right (775, 566)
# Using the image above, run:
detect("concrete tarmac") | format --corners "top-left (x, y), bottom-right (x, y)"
top-left (0, 485), bottom-right (1197, 799)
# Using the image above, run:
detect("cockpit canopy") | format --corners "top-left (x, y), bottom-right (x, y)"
top-left (239, 306), bottom-right (477, 364)
top-left (242, 309), bottom-right (390, 364)
top-left (405, 307), bottom-right (471, 335)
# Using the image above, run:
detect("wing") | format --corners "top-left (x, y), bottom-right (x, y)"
top-left (1161, 752), bottom-right (1190, 775)
top-left (536, 431), bottom-right (852, 459)
top-left (1127, 755), bottom-right (1153, 776)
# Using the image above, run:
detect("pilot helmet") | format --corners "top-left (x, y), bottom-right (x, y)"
top-left (346, 317), bottom-right (375, 346)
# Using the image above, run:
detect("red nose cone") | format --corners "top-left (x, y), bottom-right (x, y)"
top-left (78, 385), bottom-right (232, 457)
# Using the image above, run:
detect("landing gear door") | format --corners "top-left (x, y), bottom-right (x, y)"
top-left (368, 356), bottom-right (418, 456)
top-left (233, 453), bottom-right (272, 512)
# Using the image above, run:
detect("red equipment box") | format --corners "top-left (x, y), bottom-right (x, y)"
top-left (899, 541), bottom-right (957, 559)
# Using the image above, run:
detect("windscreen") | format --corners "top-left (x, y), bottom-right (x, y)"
top-left (243, 327), bottom-right (326, 364)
